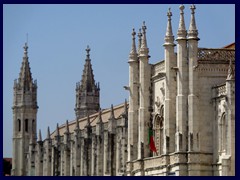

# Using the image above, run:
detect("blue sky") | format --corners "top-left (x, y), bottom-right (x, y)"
top-left (3, 4), bottom-right (235, 157)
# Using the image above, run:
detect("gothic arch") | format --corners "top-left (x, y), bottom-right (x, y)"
top-left (153, 105), bottom-right (164, 155)
top-left (219, 112), bottom-right (227, 154)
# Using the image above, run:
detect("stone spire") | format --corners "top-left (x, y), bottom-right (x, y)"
top-left (129, 28), bottom-right (138, 61)
top-left (80, 46), bottom-right (97, 92)
top-left (227, 59), bottom-right (235, 80)
top-left (18, 43), bottom-right (34, 91)
top-left (38, 129), bottom-right (42, 142)
top-left (47, 126), bottom-right (51, 140)
top-left (75, 46), bottom-right (100, 119)
top-left (137, 28), bottom-right (142, 54)
top-left (164, 8), bottom-right (175, 45)
top-left (64, 120), bottom-right (69, 134)
top-left (96, 108), bottom-right (103, 124)
top-left (188, 4), bottom-right (199, 40)
top-left (177, 5), bottom-right (187, 40)
top-left (140, 21), bottom-right (148, 51)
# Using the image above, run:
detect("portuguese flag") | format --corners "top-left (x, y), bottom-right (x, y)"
top-left (148, 128), bottom-right (157, 153)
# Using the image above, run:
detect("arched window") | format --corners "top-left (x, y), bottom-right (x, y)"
top-left (25, 119), bottom-right (28, 132)
top-left (153, 105), bottom-right (164, 156)
top-left (221, 113), bottom-right (227, 153)
top-left (18, 119), bottom-right (21, 132)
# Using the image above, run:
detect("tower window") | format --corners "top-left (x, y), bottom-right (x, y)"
top-left (18, 119), bottom-right (21, 132)
top-left (25, 119), bottom-right (28, 132)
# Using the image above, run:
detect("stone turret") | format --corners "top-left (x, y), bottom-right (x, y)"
top-left (75, 46), bottom-right (100, 120)
top-left (12, 43), bottom-right (38, 176)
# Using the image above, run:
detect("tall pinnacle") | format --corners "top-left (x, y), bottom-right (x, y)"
top-left (75, 118), bottom-right (79, 130)
top-left (38, 129), bottom-right (42, 142)
top-left (64, 120), bottom-right (69, 134)
top-left (164, 8), bottom-right (175, 45)
top-left (85, 114), bottom-right (91, 128)
top-left (188, 4), bottom-right (199, 40)
top-left (177, 5), bottom-right (187, 40)
top-left (109, 104), bottom-right (115, 119)
top-left (141, 21), bottom-right (148, 49)
top-left (129, 28), bottom-right (138, 61)
top-left (137, 28), bottom-right (142, 54)
top-left (55, 123), bottom-right (60, 137)
top-left (47, 126), bottom-right (51, 140)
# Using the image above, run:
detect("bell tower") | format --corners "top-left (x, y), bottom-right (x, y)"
top-left (12, 43), bottom-right (38, 176)
top-left (75, 46), bottom-right (100, 119)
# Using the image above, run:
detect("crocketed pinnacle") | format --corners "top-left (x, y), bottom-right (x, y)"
top-left (38, 129), bottom-right (42, 142)
top-left (80, 45), bottom-right (97, 92)
top-left (227, 58), bottom-right (235, 80)
top-left (129, 28), bottom-right (138, 61)
top-left (164, 8), bottom-right (175, 46)
top-left (18, 43), bottom-right (34, 91)
top-left (188, 4), bottom-right (199, 40)
top-left (96, 108), bottom-right (103, 124)
top-left (141, 21), bottom-right (148, 49)
top-left (177, 5), bottom-right (187, 40)
top-left (138, 29), bottom-right (142, 54)
top-left (109, 104), bottom-right (115, 119)
top-left (64, 120), bottom-right (69, 134)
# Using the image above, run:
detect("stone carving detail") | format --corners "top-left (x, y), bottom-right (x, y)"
top-left (216, 85), bottom-right (226, 97)
top-left (198, 48), bottom-right (235, 62)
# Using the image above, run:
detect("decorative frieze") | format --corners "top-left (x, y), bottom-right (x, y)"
top-left (198, 48), bottom-right (235, 62)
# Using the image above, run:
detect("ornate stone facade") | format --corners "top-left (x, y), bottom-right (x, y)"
top-left (12, 5), bottom-right (235, 176)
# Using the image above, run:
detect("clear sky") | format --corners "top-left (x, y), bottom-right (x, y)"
top-left (3, 4), bottom-right (235, 157)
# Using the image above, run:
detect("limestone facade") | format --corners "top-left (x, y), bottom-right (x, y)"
top-left (12, 5), bottom-right (235, 176)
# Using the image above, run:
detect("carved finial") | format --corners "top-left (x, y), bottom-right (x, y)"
top-left (167, 8), bottom-right (172, 18)
top-left (177, 4), bottom-right (187, 39)
top-left (23, 42), bottom-right (28, 58)
top-left (164, 7), bottom-right (175, 46)
top-left (188, 4), bottom-right (199, 40)
top-left (227, 58), bottom-right (235, 80)
top-left (138, 28), bottom-right (142, 53)
top-left (86, 45), bottom-right (91, 59)
top-left (129, 28), bottom-right (137, 60)
top-left (140, 21), bottom-right (148, 51)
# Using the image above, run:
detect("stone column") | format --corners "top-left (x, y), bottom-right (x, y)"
top-left (138, 21), bottom-right (151, 159)
top-left (163, 8), bottom-right (177, 154)
top-left (176, 5), bottom-right (188, 153)
top-left (128, 28), bottom-right (139, 162)
top-left (103, 129), bottom-right (109, 175)
top-left (188, 5), bottom-right (200, 153)
top-left (226, 58), bottom-right (235, 176)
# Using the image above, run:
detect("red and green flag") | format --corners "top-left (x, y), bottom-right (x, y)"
top-left (148, 128), bottom-right (157, 153)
